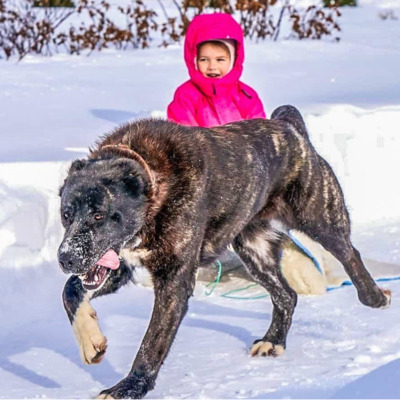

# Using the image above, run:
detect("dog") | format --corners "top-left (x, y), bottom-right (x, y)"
top-left (58, 105), bottom-right (390, 399)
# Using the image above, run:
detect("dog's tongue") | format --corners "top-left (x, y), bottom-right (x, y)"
top-left (97, 249), bottom-right (120, 270)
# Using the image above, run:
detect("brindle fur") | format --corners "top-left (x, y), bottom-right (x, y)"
top-left (58, 105), bottom-right (390, 399)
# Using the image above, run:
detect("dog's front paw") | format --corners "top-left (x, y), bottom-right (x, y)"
top-left (72, 304), bottom-right (107, 364)
top-left (97, 372), bottom-right (154, 399)
top-left (79, 331), bottom-right (107, 365)
top-left (250, 340), bottom-right (285, 357)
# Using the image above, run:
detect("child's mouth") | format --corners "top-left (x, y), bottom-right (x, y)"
top-left (206, 73), bottom-right (220, 78)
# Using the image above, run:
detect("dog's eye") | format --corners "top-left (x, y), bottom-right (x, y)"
top-left (63, 212), bottom-right (70, 220)
top-left (94, 213), bottom-right (104, 221)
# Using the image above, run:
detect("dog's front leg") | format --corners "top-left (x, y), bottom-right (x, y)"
top-left (63, 262), bottom-right (133, 365)
top-left (63, 275), bottom-right (108, 365)
top-left (98, 268), bottom-right (195, 399)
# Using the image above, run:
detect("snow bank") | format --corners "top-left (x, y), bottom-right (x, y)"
top-left (306, 104), bottom-right (400, 223)
top-left (0, 162), bottom-right (69, 269)
top-left (1, 103), bottom-right (398, 270)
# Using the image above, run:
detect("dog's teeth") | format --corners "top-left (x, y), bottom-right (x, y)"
top-left (78, 265), bottom-right (110, 291)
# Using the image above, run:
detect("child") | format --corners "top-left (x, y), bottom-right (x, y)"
top-left (167, 13), bottom-right (266, 127)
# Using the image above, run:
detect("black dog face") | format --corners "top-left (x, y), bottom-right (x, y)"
top-left (58, 157), bottom-right (149, 290)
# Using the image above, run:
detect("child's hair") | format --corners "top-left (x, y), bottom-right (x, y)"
top-left (197, 40), bottom-right (231, 56)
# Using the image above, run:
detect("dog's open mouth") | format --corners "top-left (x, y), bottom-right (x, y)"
top-left (79, 249), bottom-right (120, 290)
top-left (80, 265), bottom-right (111, 290)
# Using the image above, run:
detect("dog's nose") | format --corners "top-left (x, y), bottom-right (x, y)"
top-left (58, 253), bottom-right (74, 273)
top-left (58, 259), bottom-right (72, 272)
top-left (58, 255), bottom-right (72, 273)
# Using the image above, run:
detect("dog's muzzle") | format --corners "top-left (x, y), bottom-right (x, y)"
top-left (58, 243), bottom-right (120, 291)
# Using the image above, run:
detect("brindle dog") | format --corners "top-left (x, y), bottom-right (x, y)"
top-left (58, 105), bottom-right (390, 399)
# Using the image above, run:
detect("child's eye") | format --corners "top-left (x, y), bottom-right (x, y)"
top-left (217, 58), bottom-right (227, 62)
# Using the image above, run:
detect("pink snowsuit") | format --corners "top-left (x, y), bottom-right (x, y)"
top-left (167, 13), bottom-right (266, 127)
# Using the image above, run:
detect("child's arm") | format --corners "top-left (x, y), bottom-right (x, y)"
top-left (248, 93), bottom-right (266, 119)
top-left (167, 85), bottom-right (199, 126)
top-left (240, 83), bottom-right (267, 120)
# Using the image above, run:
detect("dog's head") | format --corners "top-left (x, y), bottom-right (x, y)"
top-left (58, 157), bottom-right (152, 291)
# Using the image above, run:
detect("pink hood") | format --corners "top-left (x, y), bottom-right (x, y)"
top-left (167, 13), bottom-right (266, 127)
top-left (184, 13), bottom-right (245, 97)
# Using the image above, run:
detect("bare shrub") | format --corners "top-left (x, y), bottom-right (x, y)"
top-left (0, 0), bottom-right (75, 59)
top-left (235, 0), bottom-right (277, 40)
top-left (322, 0), bottom-right (356, 6)
top-left (0, 0), bottom-right (158, 59)
top-left (34, 0), bottom-right (74, 7)
top-left (168, 0), bottom-right (341, 42)
top-left (58, 0), bottom-right (158, 55)
top-left (288, 4), bottom-right (341, 41)
top-left (0, 0), bottom-right (342, 61)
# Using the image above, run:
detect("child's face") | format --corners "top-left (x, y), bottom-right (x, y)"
top-left (196, 43), bottom-right (231, 79)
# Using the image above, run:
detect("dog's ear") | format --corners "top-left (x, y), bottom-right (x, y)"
top-left (110, 158), bottom-right (152, 198)
top-left (122, 173), bottom-right (146, 198)
top-left (59, 159), bottom-right (88, 197)
top-left (69, 159), bottom-right (88, 174)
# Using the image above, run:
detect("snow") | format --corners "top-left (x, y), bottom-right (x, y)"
top-left (1, 1), bottom-right (400, 398)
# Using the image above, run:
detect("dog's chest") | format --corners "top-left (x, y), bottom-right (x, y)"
top-left (120, 248), bottom-right (153, 287)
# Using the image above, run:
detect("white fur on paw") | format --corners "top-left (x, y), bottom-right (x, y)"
top-left (73, 301), bottom-right (107, 365)
top-left (250, 341), bottom-right (285, 357)
top-left (78, 331), bottom-right (107, 365)
top-left (381, 289), bottom-right (391, 309)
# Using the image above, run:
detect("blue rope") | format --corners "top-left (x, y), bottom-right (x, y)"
top-left (327, 275), bottom-right (400, 291)
top-left (288, 231), bottom-right (323, 274)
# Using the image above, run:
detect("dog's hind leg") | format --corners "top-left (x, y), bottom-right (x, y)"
top-left (299, 223), bottom-right (390, 309)
top-left (290, 164), bottom-right (390, 309)
top-left (233, 220), bottom-right (297, 357)
top-left (63, 261), bottom-right (132, 365)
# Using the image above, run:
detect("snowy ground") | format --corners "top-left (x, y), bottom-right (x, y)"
top-left (1, 0), bottom-right (400, 398)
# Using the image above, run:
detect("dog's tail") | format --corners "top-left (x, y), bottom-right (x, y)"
top-left (271, 105), bottom-right (309, 139)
